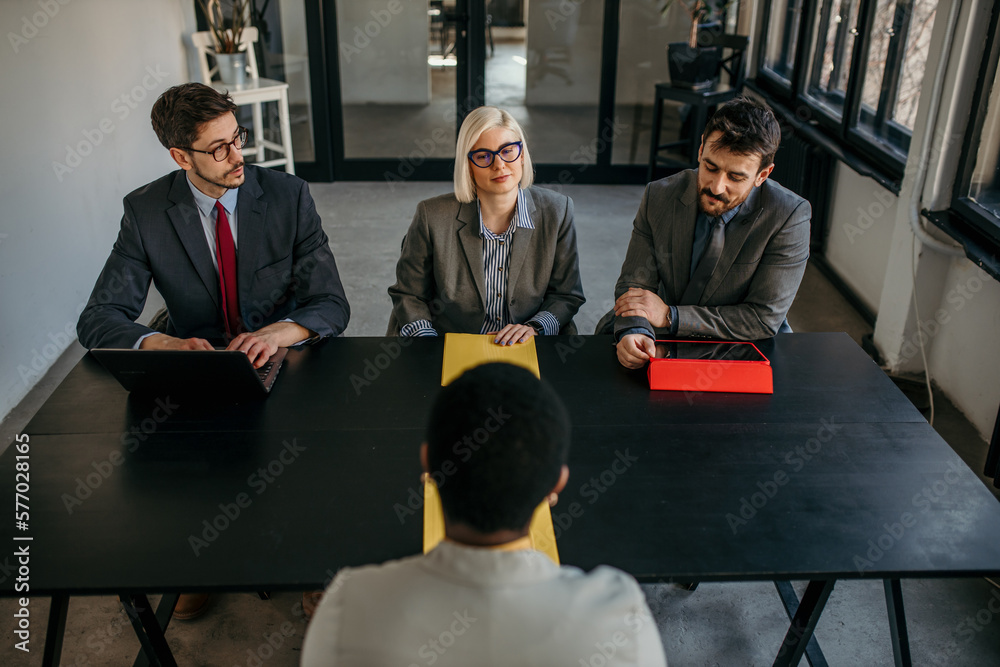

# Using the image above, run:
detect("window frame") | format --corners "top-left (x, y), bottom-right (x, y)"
top-left (950, 0), bottom-right (1000, 247)
top-left (756, 0), bottom-right (932, 182)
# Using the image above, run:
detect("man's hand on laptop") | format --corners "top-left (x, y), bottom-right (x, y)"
top-left (139, 334), bottom-right (214, 352)
top-left (226, 321), bottom-right (313, 368)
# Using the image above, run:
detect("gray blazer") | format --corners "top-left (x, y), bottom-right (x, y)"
top-left (612, 170), bottom-right (810, 340)
top-left (77, 166), bottom-right (350, 349)
top-left (387, 187), bottom-right (585, 335)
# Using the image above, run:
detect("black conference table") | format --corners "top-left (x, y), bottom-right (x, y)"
top-left (2, 333), bottom-right (1000, 667)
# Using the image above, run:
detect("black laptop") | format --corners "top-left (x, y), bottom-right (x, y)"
top-left (91, 347), bottom-right (288, 398)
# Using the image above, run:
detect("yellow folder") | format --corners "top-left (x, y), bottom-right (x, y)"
top-left (440, 333), bottom-right (541, 386)
top-left (422, 475), bottom-right (560, 565)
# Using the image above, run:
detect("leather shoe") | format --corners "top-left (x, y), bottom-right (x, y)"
top-left (173, 593), bottom-right (211, 621)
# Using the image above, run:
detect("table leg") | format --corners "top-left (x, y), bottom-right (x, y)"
top-left (884, 579), bottom-right (912, 667)
top-left (648, 93), bottom-right (664, 183)
top-left (772, 580), bottom-right (835, 667)
top-left (773, 581), bottom-right (828, 666)
top-left (120, 593), bottom-right (178, 667)
top-left (42, 594), bottom-right (68, 667)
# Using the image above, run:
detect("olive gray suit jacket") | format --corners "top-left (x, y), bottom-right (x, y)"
top-left (77, 166), bottom-right (350, 349)
top-left (387, 186), bottom-right (585, 335)
top-left (613, 170), bottom-right (810, 340)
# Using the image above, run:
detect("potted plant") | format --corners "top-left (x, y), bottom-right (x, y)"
top-left (661, 0), bottom-right (732, 90)
top-left (199, 0), bottom-right (251, 86)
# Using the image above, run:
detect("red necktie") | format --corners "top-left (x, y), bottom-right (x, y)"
top-left (214, 201), bottom-right (241, 338)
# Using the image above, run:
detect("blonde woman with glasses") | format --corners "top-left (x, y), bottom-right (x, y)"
top-left (387, 106), bottom-right (585, 344)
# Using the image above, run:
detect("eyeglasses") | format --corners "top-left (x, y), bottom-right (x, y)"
top-left (183, 127), bottom-right (249, 162)
top-left (467, 141), bottom-right (522, 168)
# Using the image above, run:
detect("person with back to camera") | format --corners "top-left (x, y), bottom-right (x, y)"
top-left (387, 106), bottom-right (585, 345)
top-left (300, 362), bottom-right (668, 666)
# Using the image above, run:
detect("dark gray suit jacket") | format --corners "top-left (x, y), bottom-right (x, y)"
top-left (387, 187), bottom-right (585, 335)
top-left (77, 166), bottom-right (350, 349)
top-left (613, 170), bottom-right (810, 340)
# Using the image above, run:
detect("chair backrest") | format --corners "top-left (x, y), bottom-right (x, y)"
top-left (192, 26), bottom-right (260, 83)
top-left (698, 29), bottom-right (749, 88)
top-left (714, 35), bottom-right (749, 88)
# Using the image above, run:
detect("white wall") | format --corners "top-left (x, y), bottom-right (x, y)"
top-left (822, 164), bottom-right (898, 315)
top-left (336, 0), bottom-right (429, 105)
top-left (0, 0), bottom-right (194, 421)
top-left (926, 260), bottom-right (1000, 438)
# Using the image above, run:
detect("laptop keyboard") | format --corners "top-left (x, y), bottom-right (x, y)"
top-left (257, 361), bottom-right (275, 380)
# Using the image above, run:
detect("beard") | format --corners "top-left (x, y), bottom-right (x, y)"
top-left (193, 161), bottom-right (245, 190)
top-left (698, 187), bottom-right (744, 215)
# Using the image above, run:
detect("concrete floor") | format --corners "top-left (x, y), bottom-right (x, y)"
top-left (1, 180), bottom-right (999, 666)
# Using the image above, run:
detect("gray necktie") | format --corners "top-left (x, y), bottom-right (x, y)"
top-left (681, 217), bottom-right (725, 305)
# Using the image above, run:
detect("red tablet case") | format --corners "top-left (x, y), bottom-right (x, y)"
top-left (647, 340), bottom-right (773, 394)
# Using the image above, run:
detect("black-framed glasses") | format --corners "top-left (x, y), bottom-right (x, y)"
top-left (468, 141), bottom-right (522, 168)
top-left (183, 127), bottom-right (249, 162)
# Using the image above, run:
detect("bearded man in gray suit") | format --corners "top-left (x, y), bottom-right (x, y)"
top-left (612, 96), bottom-right (811, 369)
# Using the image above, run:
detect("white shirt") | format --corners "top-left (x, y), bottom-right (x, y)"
top-left (301, 541), bottom-right (668, 666)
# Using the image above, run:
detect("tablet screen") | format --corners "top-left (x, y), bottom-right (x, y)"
top-left (653, 341), bottom-right (767, 363)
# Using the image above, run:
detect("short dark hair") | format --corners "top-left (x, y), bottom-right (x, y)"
top-left (150, 83), bottom-right (237, 150)
top-left (702, 96), bottom-right (781, 170)
top-left (426, 363), bottom-right (571, 534)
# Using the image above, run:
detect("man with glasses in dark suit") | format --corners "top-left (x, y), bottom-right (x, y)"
top-left (78, 83), bottom-right (350, 370)
top-left (77, 82), bottom-right (350, 620)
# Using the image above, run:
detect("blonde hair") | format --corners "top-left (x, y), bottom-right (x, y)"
top-left (453, 106), bottom-right (534, 203)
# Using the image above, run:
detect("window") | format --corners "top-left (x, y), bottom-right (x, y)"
top-left (953, 4), bottom-right (1000, 245)
top-left (853, 0), bottom-right (938, 158)
top-left (761, 0), bottom-right (805, 87)
top-left (803, 0), bottom-right (861, 121)
top-left (756, 0), bottom-right (940, 178)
